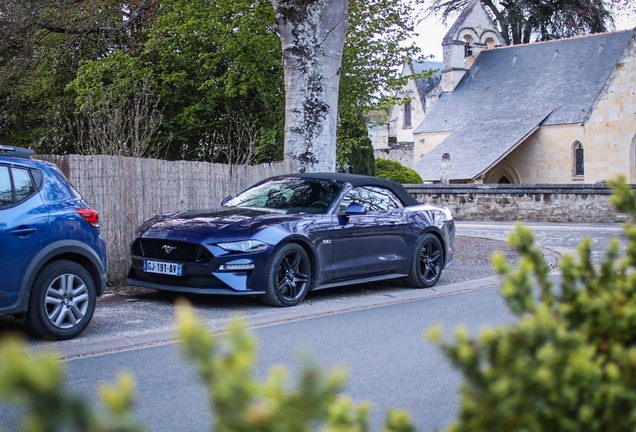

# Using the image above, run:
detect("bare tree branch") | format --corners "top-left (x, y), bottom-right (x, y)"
top-left (27, 0), bottom-right (152, 36)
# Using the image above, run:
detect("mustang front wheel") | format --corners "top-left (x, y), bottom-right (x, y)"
top-left (260, 243), bottom-right (311, 307)
top-left (406, 233), bottom-right (443, 288)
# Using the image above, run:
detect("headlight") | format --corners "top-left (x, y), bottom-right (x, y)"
top-left (217, 240), bottom-right (269, 253)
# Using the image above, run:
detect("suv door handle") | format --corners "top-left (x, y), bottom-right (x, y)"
top-left (11, 228), bottom-right (37, 236)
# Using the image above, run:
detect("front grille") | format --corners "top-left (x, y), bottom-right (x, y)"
top-left (132, 239), bottom-right (213, 263)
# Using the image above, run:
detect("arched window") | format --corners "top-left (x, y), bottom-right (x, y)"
top-left (573, 142), bottom-right (584, 177)
top-left (463, 35), bottom-right (474, 57)
top-left (403, 101), bottom-right (412, 128)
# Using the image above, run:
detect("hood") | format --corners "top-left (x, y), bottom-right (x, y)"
top-left (137, 206), bottom-right (296, 242)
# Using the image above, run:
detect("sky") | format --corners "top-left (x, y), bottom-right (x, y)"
top-left (412, 9), bottom-right (636, 62)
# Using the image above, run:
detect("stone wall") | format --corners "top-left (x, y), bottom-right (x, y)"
top-left (375, 141), bottom-right (415, 168)
top-left (367, 122), bottom-right (389, 150)
top-left (404, 183), bottom-right (625, 223)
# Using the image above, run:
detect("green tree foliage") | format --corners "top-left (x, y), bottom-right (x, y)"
top-left (425, 0), bottom-right (613, 45)
top-left (72, 0), bottom-right (423, 163)
top-left (70, 0), bottom-right (284, 162)
top-left (428, 176), bottom-right (636, 431)
top-left (1, 0), bottom-right (423, 163)
top-left (375, 158), bottom-right (423, 183)
top-left (339, 0), bottom-right (423, 115)
top-left (337, 112), bottom-right (376, 176)
top-left (0, 0), bottom-right (154, 154)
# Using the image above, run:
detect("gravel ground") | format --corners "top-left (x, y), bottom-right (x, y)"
top-left (0, 236), bottom-right (522, 341)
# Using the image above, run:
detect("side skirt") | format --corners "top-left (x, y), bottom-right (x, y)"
top-left (312, 273), bottom-right (408, 291)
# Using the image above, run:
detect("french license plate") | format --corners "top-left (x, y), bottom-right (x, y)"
top-left (144, 260), bottom-right (182, 276)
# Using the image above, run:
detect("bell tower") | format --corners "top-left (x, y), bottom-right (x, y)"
top-left (441, 0), bottom-right (504, 92)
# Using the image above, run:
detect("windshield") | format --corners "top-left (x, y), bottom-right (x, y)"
top-left (224, 178), bottom-right (343, 214)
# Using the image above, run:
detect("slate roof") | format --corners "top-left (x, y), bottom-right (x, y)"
top-left (413, 30), bottom-right (635, 182)
top-left (410, 60), bottom-right (442, 102)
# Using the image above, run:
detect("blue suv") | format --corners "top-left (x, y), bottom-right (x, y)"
top-left (0, 145), bottom-right (107, 340)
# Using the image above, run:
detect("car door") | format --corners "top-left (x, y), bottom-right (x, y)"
top-left (0, 165), bottom-right (49, 309)
top-left (330, 186), bottom-right (409, 281)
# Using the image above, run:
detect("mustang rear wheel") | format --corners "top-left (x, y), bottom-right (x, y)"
top-left (406, 233), bottom-right (443, 288)
top-left (25, 260), bottom-right (96, 340)
top-left (259, 243), bottom-right (311, 307)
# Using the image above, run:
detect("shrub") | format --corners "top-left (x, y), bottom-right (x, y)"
top-left (428, 176), bottom-right (636, 431)
top-left (375, 158), bottom-right (422, 183)
top-left (0, 335), bottom-right (143, 431)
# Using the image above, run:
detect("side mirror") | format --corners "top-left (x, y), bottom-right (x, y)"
top-left (221, 195), bottom-right (232, 206)
top-left (345, 202), bottom-right (367, 215)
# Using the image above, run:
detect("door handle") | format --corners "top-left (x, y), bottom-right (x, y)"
top-left (11, 228), bottom-right (37, 236)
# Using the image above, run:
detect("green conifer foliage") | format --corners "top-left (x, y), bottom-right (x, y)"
top-left (428, 175), bottom-right (636, 431)
top-left (336, 112), bottom-right (376, 176)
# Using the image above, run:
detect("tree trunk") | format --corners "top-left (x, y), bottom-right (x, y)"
top-left (271, 0), bottom-right (348, 173)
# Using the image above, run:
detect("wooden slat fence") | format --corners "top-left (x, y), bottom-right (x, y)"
top-left (36, 155), bottom-right (298, 282)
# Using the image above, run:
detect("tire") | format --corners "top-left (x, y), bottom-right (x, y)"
top-left (259, 243), bottom-right (311, 307)
top-left (406, 233), bottom-right (444, 288)
top-left (25, 260), bottom-right (96, 340)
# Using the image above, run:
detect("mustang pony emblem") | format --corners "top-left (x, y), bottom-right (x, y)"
top-left (162, 245), bottom-right (177, 254)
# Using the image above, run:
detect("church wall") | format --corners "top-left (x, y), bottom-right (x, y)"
top-left (392, 71), bottom-right (426, 144)
top-left (583, 37), bottom-right (636, 183)
top-left (502, 125), bottom-right (584, 183)
top-left (500, 36), bottom-right (636, 185)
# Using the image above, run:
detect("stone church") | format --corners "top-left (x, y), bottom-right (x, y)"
top-left (388, 0), bottom-right (636, 184)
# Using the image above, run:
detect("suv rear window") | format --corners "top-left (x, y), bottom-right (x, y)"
top-left (0, 166), bottom-right (11, 208)
top-left (0, 165), bottom-right (38, 208)
top-left (13, 168), bottom-right (35, 202)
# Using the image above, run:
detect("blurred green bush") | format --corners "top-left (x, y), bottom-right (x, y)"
top-left (375, 158), bottom-right (422, 184)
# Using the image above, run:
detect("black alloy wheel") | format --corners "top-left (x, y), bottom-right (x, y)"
top-left (406, 233), bottom-right (443, 288)
top-left (260, 243), bottom-right (311, 307)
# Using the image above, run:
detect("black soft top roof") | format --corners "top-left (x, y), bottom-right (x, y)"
top-left (265, 172), bottom-right (420, 207)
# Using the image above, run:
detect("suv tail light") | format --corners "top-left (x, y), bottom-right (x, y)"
top-left (77, 207), bottom-right (100, 228)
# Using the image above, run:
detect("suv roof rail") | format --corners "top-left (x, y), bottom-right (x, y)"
top-left (0, 144), bottom-right (35, 159)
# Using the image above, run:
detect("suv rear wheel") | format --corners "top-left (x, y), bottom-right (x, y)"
top-left (26, 260), bottom-right (96, 340)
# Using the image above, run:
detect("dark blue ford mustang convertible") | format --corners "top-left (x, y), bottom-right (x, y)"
top-left (127, 173), bottom-right (455, 307)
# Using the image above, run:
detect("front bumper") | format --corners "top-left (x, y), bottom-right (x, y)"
top-left (126, 238), bottom-right (271, 294)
